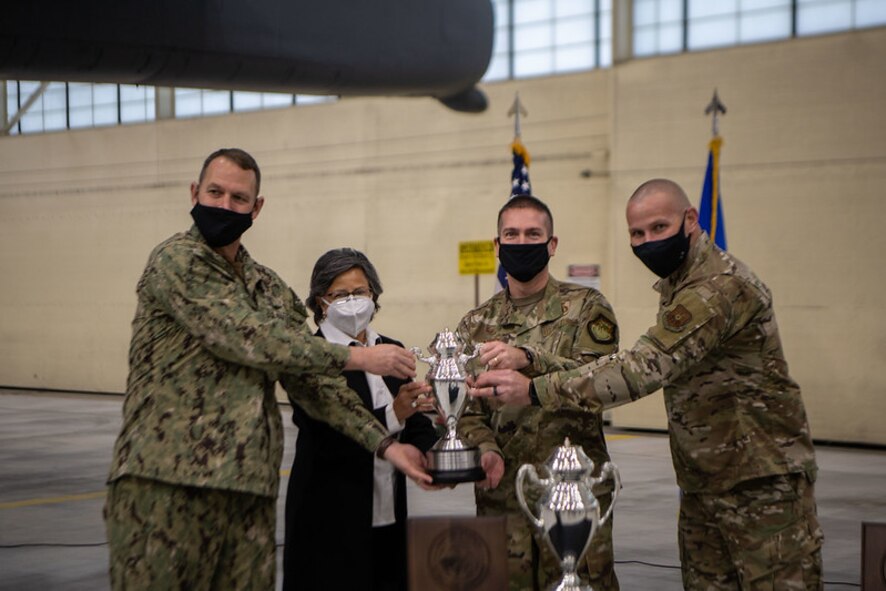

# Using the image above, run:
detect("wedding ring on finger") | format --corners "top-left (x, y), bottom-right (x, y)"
top-left (411, 400), bottom-right (418, 408)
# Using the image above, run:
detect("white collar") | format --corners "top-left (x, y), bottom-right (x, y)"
top-left (319, 319), bottom-right (380, 347)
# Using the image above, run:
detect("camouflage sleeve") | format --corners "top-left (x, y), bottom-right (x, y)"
top-left (142, 245), bottom-right (349, 377)
top-left (533, 285), bottom-right (728, 413)
top-left (526, 296), bottom-right (620, 376)
top-left (455, 317), bottom-right (502, 458)
top-left (573, 298), bottom-right (620, 360)
top-left (280, 373), bottom-right (388, 453)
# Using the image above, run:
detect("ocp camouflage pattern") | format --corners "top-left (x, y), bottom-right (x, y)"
top-left (534, 233), bottom-right (817, 493)
top-left (679, 472), bottom-right (823, 589)
top-left (456, 277), bottom-right (620, 590)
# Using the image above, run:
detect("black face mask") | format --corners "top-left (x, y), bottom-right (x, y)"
top-left (498, 239), bottom-right (552, 283)
top-left (190, 203), bottom-right (254, 248)
top-left (631, 216), bottom-right (690, 278)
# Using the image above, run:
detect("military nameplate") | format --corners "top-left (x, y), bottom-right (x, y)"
top-left (663, 304), bottom-right (693, 332)
top-left (408, 516), bottom-right (507, 591)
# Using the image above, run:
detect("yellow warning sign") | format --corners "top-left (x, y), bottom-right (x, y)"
top-left (458, 240), bottom-right (496, 275)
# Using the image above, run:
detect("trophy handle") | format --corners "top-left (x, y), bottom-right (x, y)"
top-left (410, 347), bottom-right (436, 366)
top-left (594, 461), bottom-right (622, 526)
top-left (459, 342), bottom-right (482, 367)
top-left (516, 464), bottom-right (545, 530)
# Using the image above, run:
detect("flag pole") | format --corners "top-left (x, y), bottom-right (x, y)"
top-left (496, 93), bottom-right (532, 293)
top-left (705, 89), bottom-right (726, 137)
top-left (508, 92), bottom-right (527, 140)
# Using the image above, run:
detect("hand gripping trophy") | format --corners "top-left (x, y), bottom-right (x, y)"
top-left (516, 438), bottom-right (621, 591)
top-left (412, 328), bottom-right (486, 484)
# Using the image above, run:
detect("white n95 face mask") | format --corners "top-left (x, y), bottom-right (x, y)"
top-left (323, 296), bottom-right (375, 338)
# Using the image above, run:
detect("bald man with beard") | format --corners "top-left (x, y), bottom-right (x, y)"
top-left (471, 179), bottom-right (823, 590)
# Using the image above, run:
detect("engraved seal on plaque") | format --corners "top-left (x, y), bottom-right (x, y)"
top-left (426, 524), bottom-right (491, 589)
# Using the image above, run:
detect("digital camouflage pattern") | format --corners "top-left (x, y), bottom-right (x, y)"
top-left (456, 277), bottom-right (620, 591)
top-left (105, 475), bottom-right (276, 590)
top-left (533, 233), bottom-right (817, 494)
top-left (679, 473), bottom-right (823, 590)
top-left (108, 226), bottom-right (389, 498)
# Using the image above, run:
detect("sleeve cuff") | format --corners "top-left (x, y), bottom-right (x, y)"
top-left (375, 435), bottom-right (397, 459)
top-left (362, 419), bottom-right (390, 454)
top-left (478, 441), bottom-right (503, 458)
top-left (531, 376), bottom-right (560, 411)
top-left (328, 341), bottom-right (351, 372)
top-left (519, 346), bottom-right (536, 373)
top-left (385, 404), bottom-right (405, 434)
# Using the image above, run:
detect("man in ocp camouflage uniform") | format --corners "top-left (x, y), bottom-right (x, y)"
top-left (456, 195), bottom-right (621, 591)
top-left (104, 148), bottom-right (432, 590)
top-left (472, 179), bottom-right (823, 590)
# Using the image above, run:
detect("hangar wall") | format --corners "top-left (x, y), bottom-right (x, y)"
top-left (1, 27), bottom-right (883, 444)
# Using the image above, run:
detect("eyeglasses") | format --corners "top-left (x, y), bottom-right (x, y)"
top-left (324, 287), bottom-right (372, 302)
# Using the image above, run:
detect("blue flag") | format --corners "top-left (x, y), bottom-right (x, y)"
top-left (698, 136), bottom-right (727, 250)
top-left (496, 138), bottom-right (533, 291)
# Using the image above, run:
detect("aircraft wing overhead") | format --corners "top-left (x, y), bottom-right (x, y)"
top-left (0, 0), bottom-right (494, 112)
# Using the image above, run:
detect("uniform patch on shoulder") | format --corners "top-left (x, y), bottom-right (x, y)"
top-left (663, 304), bottom-right (693, 332)
top-left (588, 315), bottom-right (616, 344)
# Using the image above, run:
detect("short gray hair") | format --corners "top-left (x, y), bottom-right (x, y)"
top-left (307, 248), bottom-right (383, 325)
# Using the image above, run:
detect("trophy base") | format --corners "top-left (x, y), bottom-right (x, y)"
top-left (429, 466), bottom-right (486, 485)
top-left (549, 573), bottom-right (593, 591)
top-left (428, 448), bottom-right (485, 484)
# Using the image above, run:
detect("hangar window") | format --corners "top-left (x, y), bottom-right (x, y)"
top-left (4, 82), bottom-right (156, 135)
top-left (174, 89), bottom-right (233, 119)
top-left (484, 0), bottom-right (613, 82)
top-left (3, 81), bottom-right (335, 134)
top-left (634, 0), bottom-right (886, 58)
top-left (172, 89), bottom-right (334, 118)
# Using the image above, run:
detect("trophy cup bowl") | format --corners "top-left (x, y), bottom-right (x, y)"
top-left (412, 329), bottom-right (486, 484)
top-left (516, 438), bottom-right (621, 591)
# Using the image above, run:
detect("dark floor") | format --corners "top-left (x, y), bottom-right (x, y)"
top-left (1, 390), bottom-right (883, 590)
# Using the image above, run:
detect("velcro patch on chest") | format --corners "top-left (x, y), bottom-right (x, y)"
top-left (589, 314), bottom-right (617, 344)
top-left (663, 304), bottom-right (693, 332)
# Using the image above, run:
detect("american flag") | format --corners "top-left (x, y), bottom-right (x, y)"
top-left (496, 136), bottom-right (532, 291)
top-left (510, 137), bottom-right (531, 197)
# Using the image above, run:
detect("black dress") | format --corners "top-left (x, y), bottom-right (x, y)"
top-left (283, 333), bottom-right (438, 591)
